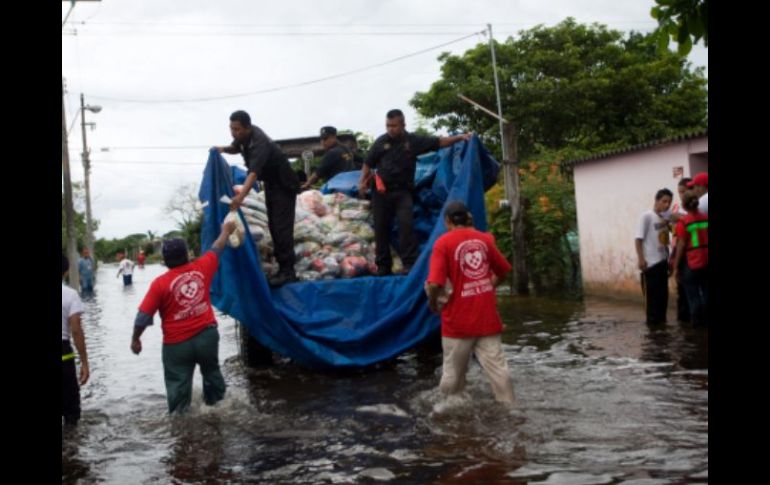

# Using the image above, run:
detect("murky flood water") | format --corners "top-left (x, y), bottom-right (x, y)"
top-left (63, 264), bottom-right (707, 484)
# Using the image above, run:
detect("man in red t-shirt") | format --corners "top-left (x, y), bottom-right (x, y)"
top-left (672, 191), bottom-right (708, 327)
top-left (131, 220), bottom-right (236, 413)
top-left (425, 201), bottom-right (516, 404)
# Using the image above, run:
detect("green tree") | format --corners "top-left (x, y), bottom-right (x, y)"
top-left (411, 18), bottom-right (707, 291)
top-left (650, 0), bottom-right (708, 55)
top-left (94, 234), bottom-right (146, 262)
top-left (163, 230), bottom-right (185, 239)
top-left (143, 230), bottom-right (158, 255)
top-left (411, 18), bottom-right (707, 160)
top-left (164, 183), bottom-right (203, 256)
top-left (338, 130), bottom-right (374, 153)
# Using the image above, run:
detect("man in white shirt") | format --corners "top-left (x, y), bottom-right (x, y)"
top-left (117, 255), bottom-right (135, 286)
top-left (635, 188), bottom-right (673, 325)
top-left (62, 254), bottom-right (90, 426)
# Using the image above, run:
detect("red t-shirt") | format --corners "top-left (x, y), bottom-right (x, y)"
top-left (138, 251), bottom-right (219, 344)
top-left (675, 211), bottom-right (708, 270)
top-left (427, 227), bottom-right (513, 338)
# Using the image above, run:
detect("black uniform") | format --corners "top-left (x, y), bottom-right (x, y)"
top-left (365, 132), bottom-right (440, 273)
top-left (232, 125), bottom-right (299, 275)
top-left (317, 142), bottom-right (355, 182)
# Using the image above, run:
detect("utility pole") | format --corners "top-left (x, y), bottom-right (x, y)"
top-left (503, 123), bottom-right (529, 294)
top-left (488, 24), bottom-right (507, 177)
top-left (80, 93), bottom-right (101, 267)
top-left (488, 24), bottom-right (529, 294)
top-left (63, 1), bottom-right (102, 287)
top-left (62, 0), bottom-right (103, 28)
top-left (458, 93), bottom-right (529, 295)
top-left (62, 78), bottom-right (80, 289)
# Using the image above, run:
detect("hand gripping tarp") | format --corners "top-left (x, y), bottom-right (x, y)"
top-left (198, 135), bottom-right (500, 369)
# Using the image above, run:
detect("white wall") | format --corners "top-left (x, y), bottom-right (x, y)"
top-left (573, 136), bottom-right (707, 298)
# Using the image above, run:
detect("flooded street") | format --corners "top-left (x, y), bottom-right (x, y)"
top-left (63, 264), bottom-right (707, 484)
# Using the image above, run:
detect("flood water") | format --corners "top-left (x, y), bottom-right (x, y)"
top-left (63, 263), bottom-right (707, 484)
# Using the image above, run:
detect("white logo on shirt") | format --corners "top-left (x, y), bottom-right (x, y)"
top-left (169, 271), bottom-right (207, 320)
top-left (455, 239), bottom-right (489, 280)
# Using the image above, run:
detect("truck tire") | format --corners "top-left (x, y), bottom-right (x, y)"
top-left (239, 323), bottom-right (273, 367)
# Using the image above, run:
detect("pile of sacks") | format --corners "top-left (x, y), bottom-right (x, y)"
top-left (234, 187), bottom-right (401, 281)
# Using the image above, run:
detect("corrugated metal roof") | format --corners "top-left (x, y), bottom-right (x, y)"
top-left (563, 128), bottom-right (708, 167)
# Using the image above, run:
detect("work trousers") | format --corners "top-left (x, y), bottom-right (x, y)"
top-left (675, 257), bottom-right (690, 322)
top-left (264, 183), bottom-right (297, 274)
top-left (642, 260), bottom-right (669, 325)
top-left (440, 334), bottom-right (516, 404)
top-left (161, 326), bottom-right (226, 414)
top-left (683, 266), bottom-right (708, 327)
top-left (372, 188), bottom-right (418, 272)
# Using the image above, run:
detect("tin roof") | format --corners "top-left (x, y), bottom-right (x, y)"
top-left (563, 128), bottom-right (708, 167)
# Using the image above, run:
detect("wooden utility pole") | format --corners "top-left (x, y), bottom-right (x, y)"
top-left (80, 93), bottom-right (101, 269)
top-left (457, 93), bottom-right (530, 295)
top-left (503, 123), bottom-right (529, 294)
top-left (64, 1), bottom-right (103, 284)
top-left (62, 79), bottom-right (80, 289)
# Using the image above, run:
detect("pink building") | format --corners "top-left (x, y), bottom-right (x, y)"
top-left (567, 131), bottom-right (708, 300)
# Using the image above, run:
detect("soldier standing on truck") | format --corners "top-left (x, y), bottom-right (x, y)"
top-left (213, 110), bottom-right (300, 287)
top-left (358, 109), bottom-right (471, 276)
top-left (301, 126), bottom-right (355, 190)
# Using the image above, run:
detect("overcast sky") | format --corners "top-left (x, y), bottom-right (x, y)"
top-left (62, 0), bottom-right (708, 239)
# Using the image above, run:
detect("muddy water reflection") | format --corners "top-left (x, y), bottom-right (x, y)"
top-left (63, 266), bottom-right (707, 484)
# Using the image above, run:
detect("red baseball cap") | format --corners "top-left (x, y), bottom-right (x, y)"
top-left (687, 172), bottom-right (708, 188)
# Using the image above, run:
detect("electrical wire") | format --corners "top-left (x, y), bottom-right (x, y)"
top-left (85, 30), bottom-right (484, 103)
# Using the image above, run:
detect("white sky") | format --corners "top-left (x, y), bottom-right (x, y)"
top-left (62, 0), bottom-right (707, 239)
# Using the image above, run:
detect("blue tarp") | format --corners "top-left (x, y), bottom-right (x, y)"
top-left (198, 135), bottom-right (500, 369)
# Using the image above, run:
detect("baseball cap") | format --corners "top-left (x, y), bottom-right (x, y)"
top-left (162, 238), bottom-right (189, 268)
top-left (320, 126), bottom-right (337, 139)
top-left (444, 200), bottom-right (471, 219)
top-left (687, 172), bottom-right (708, 188)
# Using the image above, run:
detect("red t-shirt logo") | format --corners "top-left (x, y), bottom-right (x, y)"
top-left (171, 271), bottom-right (205, 308)
top-left (456, 240), bottom-right (489, 279)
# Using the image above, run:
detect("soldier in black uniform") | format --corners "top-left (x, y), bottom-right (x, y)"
top-left (358, 109), bottom-right (471, 276)
top-left (214, 110), bottom-right (300, 286)
top-left (300, 126), bottom-right (355, 191)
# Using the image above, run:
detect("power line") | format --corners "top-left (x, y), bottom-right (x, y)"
top-left (99, 145), bottom-right (209, 150)
top-left (91, 160), bottom-right (205, 165)
top-left (70, 20), bottom-right (658, 27)
top-left (71, 21), bottom-right (489, 26)
top-left (71, 145), bottom-right (232, 153)
top-left (87, 30), bottom-right (484, 104)
top-left (63, 30), bottom-right (475, 37)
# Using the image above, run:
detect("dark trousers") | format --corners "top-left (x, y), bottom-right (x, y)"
top-left (372, 189), bottom-right (418, 271)
top-left (642, 261), bottom-right (669, 324)
top-left (675, 257), bottom-right (690, 321)
top-left (683, 266), bottom-right (708, 327)
top-left (265, 183), bottom-right (297, 274)
top-left (80, 275), bottom-right (94, 297)
top-left (62, 340), bottom-right (81, 425)
top-left (161, 326), bottom-right (226, 413)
